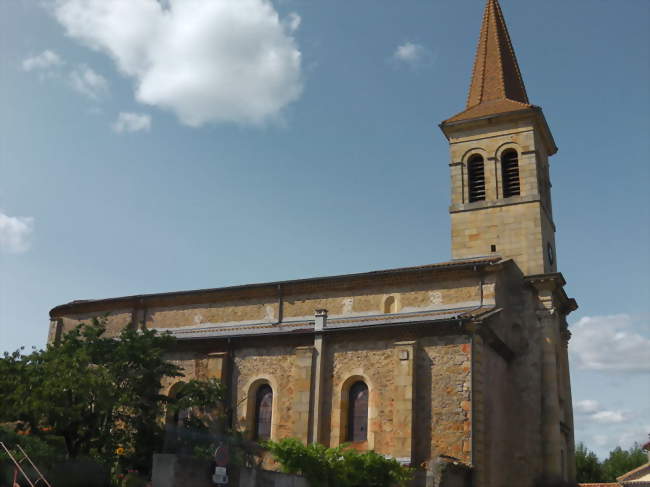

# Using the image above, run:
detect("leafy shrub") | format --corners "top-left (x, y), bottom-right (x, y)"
top-left (0, 425), bottom-right (67, 486)
top-left (265, 438), bottom-right (413, 487)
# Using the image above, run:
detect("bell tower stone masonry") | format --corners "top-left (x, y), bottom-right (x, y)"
top-left (440, 0), bottom-right (557, 276)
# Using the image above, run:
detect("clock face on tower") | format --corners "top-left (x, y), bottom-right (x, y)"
top-left (547, 242), bottom-right (555, 266)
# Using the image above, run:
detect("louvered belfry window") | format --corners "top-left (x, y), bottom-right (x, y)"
top-left (255, 385), bottom-right (273, 441)
top-left (501, 149), bottom-right (521, 198)
top-left (347, 381), bottom-right (369, 442)
top-left (467, 154), bottom-right (486, 202)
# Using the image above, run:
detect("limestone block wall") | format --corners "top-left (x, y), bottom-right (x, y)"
top-left (321, 337), bottom-right (398, 453)
top-left (451, 202), bottom-right (547, 275)
top-left (49, 309), bottom-right (134, 340)
top-left (160, 351), bottom-right (200, 396)
top-left (415, 336), bottom-right (472, 465)
top-left (480, 267), bottom-right (558, 485)
top-left (447, 121), bottom-right (537, 204)
top-left (314, 333), bottom-right (472, 465)
top-left (231, 345), bottom-right (301, 441)
top-left (446, 115), bottom-right (557, 276)
top-left (146, 299), bottom-right (279, 329)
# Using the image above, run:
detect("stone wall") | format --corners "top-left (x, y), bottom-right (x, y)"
top-left (151, 455), bottom-right (309, 487)
top-left (416, 336), bottom-right (472, 465)
top-left (47, 260), bottom-right (577, 484)
top-left (232, 344), bottom-right (298, 441)
top-left (49, 266), bottom-right (494, 341)
top-left (446, 114), bottom-right (556, 276)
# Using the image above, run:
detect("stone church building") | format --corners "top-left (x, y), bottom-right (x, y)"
top-left (49, 1), bottom-right (578, 485)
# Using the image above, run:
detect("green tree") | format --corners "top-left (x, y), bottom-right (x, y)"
top-left (575, 442), bottom-right (603, 482)
top-left (602, 444), bottom-right (647, 481)
top-left (0, 319), bottom-right (225, 476)
top-left (265, 438), bottom-right (413, 487)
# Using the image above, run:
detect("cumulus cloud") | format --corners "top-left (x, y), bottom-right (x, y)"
top-left (574, 399), bottom-right (601, 415)
top-left (68, 65), bottom-right (109, 99)
top-left (574, 399), bottom-right (630, 424)
top-left (286, 12), bottom-right (301, 32)
top-left (591, 410), bottom-right (626, 424)
top-left (393, 41), bottom-right (427, 66)
top-left (53, 0), bottom-right (304, 127)
top-left (575, 397), bottom-right (650, 458)
top-left (112, 112), bottom-right (151, 133)
top-left (570, 314), bottom-right (650, 372)
top-left (0, 211), bottom-right (34, 254)
top-left (22, 50), bottom-right (64, 71)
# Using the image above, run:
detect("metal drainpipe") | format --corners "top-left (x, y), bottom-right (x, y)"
top-left (468, 264), bottom-right (485, 472)
top-left (227, 337), bottom-right (234, 430)
top-left (277, 284), bottom-right (283, 324)
top-left (466, 265), bottom-right (485, 316)
top-left (140, 298), bottom-right (147, 330)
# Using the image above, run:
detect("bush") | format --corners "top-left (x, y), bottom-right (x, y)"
top-left (48, 458), bottom-right (110, 487)
top-left (265, 438), bottom-right (413, 487)
top-left (0, 425), bottom-right (66, 486)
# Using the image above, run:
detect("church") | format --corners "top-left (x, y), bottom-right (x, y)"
top-left (48, 1), bottom-right (578, 485)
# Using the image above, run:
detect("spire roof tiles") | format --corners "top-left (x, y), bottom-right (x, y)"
top-left (445, 0), bottom-right (533, 123)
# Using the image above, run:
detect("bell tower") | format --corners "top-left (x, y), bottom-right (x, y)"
top-left (440, 0), bottom-right (558, 276)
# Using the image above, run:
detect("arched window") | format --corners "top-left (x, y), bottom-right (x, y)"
top-left (501, 149), bottom-right (520, 198)
top-left (383, 296), bottom-right (396, 314)
top-left (254, 384), bottom-right (273, 441)
top-left (347, 381), bottom-right (368, 442)
top-left (164, 382), bottom-right (188, 453)
top-left (467, 154), bottom-right (486, 202)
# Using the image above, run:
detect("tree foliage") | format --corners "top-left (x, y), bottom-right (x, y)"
top-left (575, 441), bottom-right (648, 483)
top-left (265, 438), bottom-right (413, 487)
top-left (0, 319), bottom-right (225, 476)
top-left (575, 442), bottom-right (602, 482)
top-left (602, 444), bottom-right (647, 481)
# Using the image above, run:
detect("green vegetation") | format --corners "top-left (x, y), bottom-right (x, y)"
top-left (0, 319), bottom-right (224, 485)
top-left (265, 438), bottom-right (413, 487)
top-left (575, 441), bottom-right (647, 482)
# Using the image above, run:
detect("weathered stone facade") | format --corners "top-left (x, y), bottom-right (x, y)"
top-left (48, 1), bottom-right (579, 485)
top-left (49, 257), bottom-right (576, 486)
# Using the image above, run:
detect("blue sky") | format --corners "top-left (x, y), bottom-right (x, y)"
top-left (1, 0), bottom-right (648, 459)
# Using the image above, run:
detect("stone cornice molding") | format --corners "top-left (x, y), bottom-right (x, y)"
top-left (525, 273), bottom-right (578, 316)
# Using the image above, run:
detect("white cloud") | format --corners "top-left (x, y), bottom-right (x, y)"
top-left (575, 399), bottom-right (601, 414)
top-left (593, 434), bottom-right (609, 448)
top-left (574, 399), bottom-right (628, 424)
top-left (393, 41), bottom-right (427, 65)
top-left (570, 314), bottom-right (650, 372)
top-left (0, 211), bottom-right (34, 254)
top-left (68, 65), bottom-right (109, 99)
top-left (575, 397), bottom-right (650, 458)
top-left (22, 50), bottom-right (64, 71)
top-left (286, 12), bottom-right (301, 32)
top-left (591, 410), bottom-right (626, 424)
top-left (53, 0), bottom-right (303, 127)
top-left (112, 112), bottom-right (151, 133)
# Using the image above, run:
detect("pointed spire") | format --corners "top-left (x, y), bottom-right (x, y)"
top-left (445, 0), bottom-right (532, 123)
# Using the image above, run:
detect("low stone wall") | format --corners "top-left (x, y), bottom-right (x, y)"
top-left (152, 454), bottom-right (309, 487)
top-left (238, 467), bottom-right (309, 487)
top-left (152, 454), bottom-right (214, 487)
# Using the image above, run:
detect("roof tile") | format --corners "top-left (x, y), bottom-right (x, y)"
top-left (445, 0), bottom-right (532, 123)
